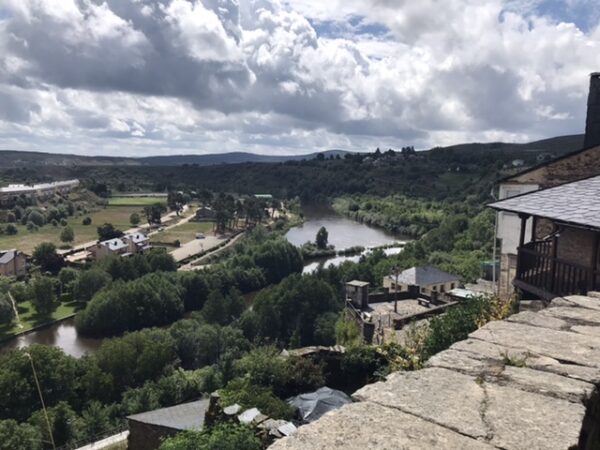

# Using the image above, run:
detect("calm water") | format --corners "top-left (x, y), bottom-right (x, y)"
top-left (1, 207), bottom-right (405, 358)
top-left (0, 317), bottom-right (102, 358)
top-left (285, 205), bottom-right (408, 273)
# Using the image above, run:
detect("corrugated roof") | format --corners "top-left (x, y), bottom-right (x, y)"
top-left (488, 175), bottom-right (600, 229)
top-left (127, 399), bottom-right (209, 431)
top-left (387, 266), bottom-right (459, 286)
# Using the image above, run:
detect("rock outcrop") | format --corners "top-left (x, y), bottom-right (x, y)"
top-left (269, 294), bottom-right (600, 449)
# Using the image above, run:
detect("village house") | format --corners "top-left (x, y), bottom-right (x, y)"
top-left (489, 175), bottom-right (600, 301)
top-left (0, 179), bottom-right (79, 206)
top-left (89, 233), bottom-right (150, 261)
top-left (127, 399), bottom-right (210, 450)
top-left (493, 73), bottom-right (600, 298)
top-left (0, 249), bottom-right (26, 277)
top-left (194, 205), bottom-right (216, 222)
top-left (383, 266), bottom-right (460, 297)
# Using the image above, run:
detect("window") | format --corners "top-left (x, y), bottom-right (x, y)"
top-left (440, 285), bottom-right (445, 292)
top-left (432, 286), bottom-right (437, 291)
top-left (451, 283), bottom-right (455, 289)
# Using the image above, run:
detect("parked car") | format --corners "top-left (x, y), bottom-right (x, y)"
top-left (196, 233), bottom-right (205, 239)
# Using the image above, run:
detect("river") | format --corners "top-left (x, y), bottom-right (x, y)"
top-left (1, 317), bottom-right (103, 358)
top-left (285, 205), bottom-right (408, 273)
top-left (1, 206), bottom-right (406, 358)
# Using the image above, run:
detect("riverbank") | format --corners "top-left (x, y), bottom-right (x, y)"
top-left (0, 300), bottom-right (82, 342)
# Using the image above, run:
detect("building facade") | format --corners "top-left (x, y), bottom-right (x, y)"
top-left (383, 266), bottom-right (460, 297)
top-left (494, 73), bottom-right (600, 298)
top-left (0, 249), bottom-right (27, 277)
top-left (89, 233), bottom-right (150, 261)
top-left (0, 179), bottom-right (80, 206)
top-left (490, 175), bottom-right (600, 300)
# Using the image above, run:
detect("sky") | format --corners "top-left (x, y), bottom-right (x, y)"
top-left (0, 0), bottom-right (599, 157)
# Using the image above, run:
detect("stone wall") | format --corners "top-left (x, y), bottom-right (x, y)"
top-left (269, 293), bottom-right (600, 450)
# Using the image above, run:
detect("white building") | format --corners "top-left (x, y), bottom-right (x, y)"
top-left (89, 233), bottom-right (150, 261)
top-left (0, 179), bottom-right (80, 205)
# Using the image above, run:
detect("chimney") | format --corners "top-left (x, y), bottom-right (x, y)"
top-left (584, 72), bottom-right (600, 148)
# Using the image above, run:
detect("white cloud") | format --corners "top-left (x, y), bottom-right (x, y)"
top-left (0, 0), bottom-right (598, 156)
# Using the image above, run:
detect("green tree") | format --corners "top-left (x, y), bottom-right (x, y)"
top-left (31, 277), bottom-right (56, 315)
top-left (32, 242), bottom-right (63, 273)
top-left (60, 226), bottom-right (74, 245)
top-left (0, 419), bottom-right (42, 450)
top-left (160, 423), bottom-right (261, 450)
top-left (5, 224), bottom-right (17, 235)
top-left (0, 293), bottom-right (14, 326)
top-left (73, 269), bottom-right (111, 302)
top-left (143, 203), bottom-right (166, 225)
top-left (79, 401), bottom-right (111, 441)
top-left (97, 223), bottom-right (123, 241)
top-left (129, 212), bottom-right (141, 226)
top-left (316, 226), bottom-right (328, 249)
top-left (58, 268), bottom-right (79, 294)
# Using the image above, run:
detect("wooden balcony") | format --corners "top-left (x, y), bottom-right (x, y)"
top-left (515, 240), bottom-right (600, 301)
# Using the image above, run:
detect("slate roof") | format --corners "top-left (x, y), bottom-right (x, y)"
top-left (125, 233), bottom-right (149, 244)
top-left (387, 266), bottom-right (459, 286)
top-left (0, 249), bottom-right (17, 264)
top-left (488, 175), bottom-right (600, 230)
top-left (127, 399), bottom-right (209, 431)
top-left (100, 238), bottom-right (128, 251)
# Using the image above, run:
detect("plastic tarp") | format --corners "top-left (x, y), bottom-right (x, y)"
top-left (287, 387), bottom-right (352, 423)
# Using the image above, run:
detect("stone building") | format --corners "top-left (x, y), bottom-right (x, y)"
top-left (490, 175), bottom-right (600, 300)
top-left (89, 232), bottom-right (150, 261)
top-left (383, 266), bottom-right (460, 297)
top-left (127, 399), bottom-right (209, 450)
top-left (494, 73), bottom-right (600, 298)
top-left (0, 249), bottom-right (26, 277)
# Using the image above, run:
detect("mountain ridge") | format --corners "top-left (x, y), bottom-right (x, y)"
top-left (0, 134), bottom-right (584, 168)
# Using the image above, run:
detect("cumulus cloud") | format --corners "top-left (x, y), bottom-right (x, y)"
top-left (0, 0), bottom-right (598, 155)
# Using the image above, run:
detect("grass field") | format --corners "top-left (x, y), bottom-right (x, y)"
top-left (0, 205), bottom-right (143, 253)
top-left (150, 221), bottom-right (214, 245)
top-left (0, 299), bottom-right (82, 339)
top-left (108, 196), bottom-right (167, 206)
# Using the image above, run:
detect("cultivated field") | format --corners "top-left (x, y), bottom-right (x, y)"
top-left (0, 205), bottom-right (143, 253)
top-left (108, 196), bottom-right (167, 206)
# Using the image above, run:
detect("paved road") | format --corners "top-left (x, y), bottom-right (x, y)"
top-left (171, 234), bottom-right (227, 263)
top-left (178, 232), bottom-right (245, 270)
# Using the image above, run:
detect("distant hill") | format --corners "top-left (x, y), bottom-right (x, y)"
top-left (0, 135), bottom-right (584, 168)
top-left (138, 149), bottom-right (350, 166)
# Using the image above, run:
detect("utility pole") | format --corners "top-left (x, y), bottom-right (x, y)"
top-left (25, 352), bottom-right (56, 450)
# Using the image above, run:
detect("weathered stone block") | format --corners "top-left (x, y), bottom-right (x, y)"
top-left (268, 402), bottom-right (494, 450)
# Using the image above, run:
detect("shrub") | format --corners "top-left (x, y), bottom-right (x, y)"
top-left (160, 423), bottom-right (261, 450)
top-left (82, 217), bottom-right (92, 226)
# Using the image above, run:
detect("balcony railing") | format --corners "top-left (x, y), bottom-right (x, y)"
top-left (515, 240), bottom-right (600, 300)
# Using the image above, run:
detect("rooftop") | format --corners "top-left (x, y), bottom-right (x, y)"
top-left (489, 175), bottom-right (600, 230)
top-left (0, 249), bottom-right (18, 264)
top-left (127, 399), bottom-right (209, 431)
top-left (387, 266), bottom-right (459, 286)
top-left (100, 238), bottom-right (128, 251)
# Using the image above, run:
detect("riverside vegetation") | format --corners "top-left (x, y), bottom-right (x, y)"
top-left (0, 146), bottom-right (524, 449)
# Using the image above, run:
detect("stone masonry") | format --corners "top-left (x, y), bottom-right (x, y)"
top-left (269, 294), bottom-right (600, 449)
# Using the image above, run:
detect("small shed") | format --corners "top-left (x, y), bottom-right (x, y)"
top-left (346, 280), bottom-right (369, 309)
top-left (127, 399), bottom-right (209, 450)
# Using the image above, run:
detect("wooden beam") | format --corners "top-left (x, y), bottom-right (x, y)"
top-left (518, 214), bottom-right (530, 248)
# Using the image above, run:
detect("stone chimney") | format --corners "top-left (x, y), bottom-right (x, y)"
top-left (584, 72), bottom-right (600, 148)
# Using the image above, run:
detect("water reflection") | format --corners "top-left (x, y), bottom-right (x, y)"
top-left (1, 318), bottom-right (102, 358)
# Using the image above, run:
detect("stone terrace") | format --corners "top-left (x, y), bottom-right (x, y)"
top-left (269, 294), bottom-right (600, 450)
